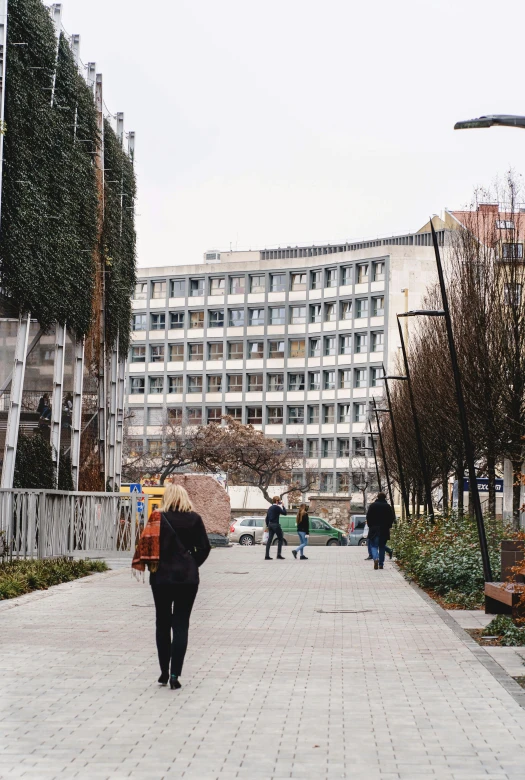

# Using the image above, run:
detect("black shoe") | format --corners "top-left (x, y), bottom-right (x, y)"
top-left (365, 556), bottom-right (373, 560)
top-left (388, 550), bottom-right (393, 560)
top-left (170, 675), bottom-right (181, 690)
top-left (277, 555), bottom-right (285, 559)
top-left (379, 565), bottom-right (384, 569)
top-left (374, 560), bottom-right (379, 570)
top-left (265, 556), bottom-right (273, 560)
top-left (292, 550), bottom-right (297, 559)
top-left (300, 556), bottom-right (308, 560)
top-left (158, 672), bottom-right (169, 686)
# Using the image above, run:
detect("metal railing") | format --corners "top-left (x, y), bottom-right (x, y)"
top-left (0, 489), bottom-right (148, 560)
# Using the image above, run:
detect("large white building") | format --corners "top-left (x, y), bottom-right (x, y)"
top-left (126, 224), bottom-right (444, 496)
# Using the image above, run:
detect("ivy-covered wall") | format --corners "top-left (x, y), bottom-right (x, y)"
top-left (0, 0), bottom-right (136, 347)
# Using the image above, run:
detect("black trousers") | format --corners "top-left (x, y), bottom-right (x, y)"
top-left (266, 523), bottom-right (283, 557)
top-left (151, 584), bottom-right (199, 677)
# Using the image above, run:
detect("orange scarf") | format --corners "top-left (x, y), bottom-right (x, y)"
top-left (132, 510), bottom-right (161, 575)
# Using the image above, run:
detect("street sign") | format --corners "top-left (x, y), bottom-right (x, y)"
top-left (463, 478), bottom-right (503, 494)
top-left (130, 483), bottom-right (141, 493)
top-left (137, 501), bottom-right (144, 513)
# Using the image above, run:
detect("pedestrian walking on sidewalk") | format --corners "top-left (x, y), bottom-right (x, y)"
top-left (292, 503), bottom-right (309, 560)
top-left (132, 484), bottom-right (211, 689)
top-left (265, 496), bottom-right (287, 560)
top-left (366, 492), bottom-right (395, 570)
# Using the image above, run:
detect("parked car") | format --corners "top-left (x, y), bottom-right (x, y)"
top-left (348, 514), bottom-right (368, 546)
top-left (229, 514), bottom-right (347, 546)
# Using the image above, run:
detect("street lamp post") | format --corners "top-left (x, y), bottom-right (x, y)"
top-left (371, 398), bottom-right (395, 510)
top-left (396, 316), bottom-right (434, 518)
top-left (381, 365), bottom-right (410, 519)
top-left (455, 114), bottom-right (525, 131)
top-left (367, 419), bottom-right (382, 493)
top-left (423, 222), bottom-right (493, 582)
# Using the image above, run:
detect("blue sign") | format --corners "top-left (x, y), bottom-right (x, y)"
top-left (463, 478), bottom-right (504, 493)
top-left (130, 483), bottom-right (142, 493)
top-left (137, 501), bottom-right (144, 513)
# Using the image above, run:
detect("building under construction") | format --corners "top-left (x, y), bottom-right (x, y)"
top-left (0, 0), bottom-right (136, 492)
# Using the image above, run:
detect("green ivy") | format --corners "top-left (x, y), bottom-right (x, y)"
top-left (103, 119), bottom-right (137, 354)
top-left (14, 432), bottom-right (54, 489)
top-left (0, 0), bottom-right (136, 346)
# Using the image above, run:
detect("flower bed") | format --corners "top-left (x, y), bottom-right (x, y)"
top-left (391, 514), bottom-right (525, 609)
top-left (0, 558), bottom-right (108, 600)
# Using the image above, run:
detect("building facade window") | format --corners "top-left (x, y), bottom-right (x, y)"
top-left (148, 440), bottom-right (163, 456)
top-left (269, 307), bottom-right (285, 325)
top-left (371, 366), bottom-right (384, 387)
top-left (355, 333), bottom-right (368, 353)
top-left (188, 375), bottom-right (203, 393)
top-left (131, 346), bottom-right (146, 363)
top-left (151, 281), bottom-right (166, 299)
top-left (168, 376), bottom-right (183, 393)
top-left (170, 312), bottom-right (184, 329)
top-left (337, 472), bottom-right (350, 492)
top-left (339, 404), bottom-right (352, 423)
top-left (187, 408), bottom-right (203, 425)
top-left (354, 402), bottom-right (366, 422)
top-left (168, 407), bottom-right (183, 424)
top-left (308, 439), bottom-right (319, 457)
top-left (371, 331), bottom-right (384, 351)
top-left (228, 276), bottom-right (245, 295)
top-left (249, 308), bottom-right (265, 326)
top-left (356, 264), bottom-right (369, 284)
top-left (210, 277), bottom-right (225, 296)
top-left (150, 345), bottom-right (165, 363)
top-left (354, 368), bottom-right (367, 388)
top-left (270, 273), bottom-right (286, 292)
top-left (190, 279), bottom-right (204, 297)
top-left (188, 343), bottom-right (203, 361)
top-left (228, 342), bottom-right (243, 359)
top-left (340, 336), bottom-right (352, 355)
top-left (247, 374), bottom-right (263, 391)
top-left (247, 407), bottom-right (263, 424)
top-left (373, 261), bottom-right (385, 282)
top-left (310, 304), bottom-right (322, 323)
top-left (341, 301), bottom-right (352, 320)
top-left (290, 339), bottom-right (306, 358)
top-left (325, 303), bottom-right (336, 322)
top-left (149, 377), bottom-right (164, 394)
top-left (268, 407), bottom-right (283, 424)
top-left (323, 370), bottom-right (335, 390)
top-left (150, 313), bottom-right (165, 330)
top-left (325, 268), bottom-right (337, 287)
top-left (372, 296), bottom-right (385, 316)
top-left (170, 279), bottom-right (185, 297)
top-left (310, 270), bottom-right (322, 289)
top-left (190, 311), bottom-right (204, 329)
top-left (309, 371), bottom-right (320, 390)
top-left (229, 309), bottom-right (245, 327)
top-left (355, 299), bottom-right (368, 319)
top-left (291, 306), bottom-right (306, 324)
top-left (134, 282), bottom-right (147, 300)
top-left (268, 373), bottom-right (284, 391)
top-left (289, 373), bottom-right (305, 391)
top-left (320, 473), bottom-right (334, 492)
top-left (308, 405), bottom-right (319, 423)
top-left (130, 377), bottom-right (145, 394)
top-left (208, 375), bottom-right (223, 392)
top-left (309, 338), bottom-right (321, 357)
top-left (288, 406), bottom-right (305, 424)
top-left (207, 408), bottom-right (222, 424)
top-left (250, 275), bottom-right (265, 293)
top-left (291, 272), bottom-right (307, 291)
top-left (170, 343), bottom-right (184, 362)
top-left (323, 405), bottom-right (335, 423)
top-left (269, 340), bottom-right (285, 358)
top-left (340, 370), bottom-right (352, 389)
top-left (341, 266), bottom-right (352, 286)
top-left (226, 407), bottom-right (242, 420)
top-left (502, 243), bottom-right (524, 259)
top-left (324, 336), bottom-right (336, 356)
top-left (353, 437), bottom-right (367, 456)
top-left (338, 439), bottom-right (350, 457)
top-left (209, 310), bottom-right (224, 328)
top-left (248, 341), bottom-right (264, 358)
top-left (208, 342), bottom-right (224, 360)
top-left (227, 374), bottom-right (243, 392)
top-left (322, 439), bottom-right (335, 457)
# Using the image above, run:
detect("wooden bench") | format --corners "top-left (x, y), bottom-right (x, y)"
top-left (485, 582), bottom-right (524, 617)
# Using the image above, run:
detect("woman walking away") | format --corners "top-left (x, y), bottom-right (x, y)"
top-left (292, 503), bottom-right (309, 560)
top-left (132, 484), bottom-right (211, 689)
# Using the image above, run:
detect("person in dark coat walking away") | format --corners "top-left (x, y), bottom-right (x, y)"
top-left (292, 503), bottom-right (309, 560)
top-left (265, 496), bottom-right (287, 560)
top-left (132, 484), bottom-right (211, 689)
top-left (366, 492), bottom-right (395, 570)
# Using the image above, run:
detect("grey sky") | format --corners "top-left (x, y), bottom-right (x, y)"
top-left (63, 0), bottom-right (525, 267)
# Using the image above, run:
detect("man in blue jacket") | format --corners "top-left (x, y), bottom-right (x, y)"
top-left (265, 496), bottom-right (287, 560)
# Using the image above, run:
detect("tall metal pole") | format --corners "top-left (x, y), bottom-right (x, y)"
top-left (382, 364), bottom-right (410, 518)
top-left (368, 419), bottom-right (382, 492)
top-left (430, 222), bottom-right (493, 582)
top-left (372, 398), bottom-right (395, 510)
top-left (50, 322), bottom-right (66, 485)
top-left (1, 314), bottom-right (30, 488)
top-left (397, 317), bottom-right (434, 517)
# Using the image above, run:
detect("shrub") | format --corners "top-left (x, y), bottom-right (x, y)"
top-left (483, 614), bottom-right (525, 647)
top-left (391, 513), bottom-right (523, 601)
top-left (0, 558), bottom-right (108, 600)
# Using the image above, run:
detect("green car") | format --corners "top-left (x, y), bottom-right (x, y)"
top-left (278, 515), bottom-right (346, 546)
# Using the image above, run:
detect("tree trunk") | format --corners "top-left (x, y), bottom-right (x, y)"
top-left (487, 454), bottom-right (496, 518)
top-left (456, 465), bottom-right (464, 518)
top-left (512, 459), bottom-right (523, 530)
top-left (442, 468), bottom-right (449, 514)
top-left (416, 485), bottom-right (423, 518)
top-left (411, 490), bottom-right (416, 518)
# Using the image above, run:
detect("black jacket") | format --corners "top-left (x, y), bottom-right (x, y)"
top-left (150, 510), bottom-right (211, 587)
top-left (297, 513), bottom-right (309, 534)
top-left (366, 499), bottom-right (395, 543)
top-left (266, 503), bottom-right (287, 525)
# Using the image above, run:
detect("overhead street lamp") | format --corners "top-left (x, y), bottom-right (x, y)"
top-left (427, 222), bottom-right (493, 583)
top-left (454, 114), bottom-right (525, 131)
top-left (366, 422), bottom-right (382, 495)
top-left (396, 316), bottom-right (434, 519)
top-left (370, 398), bottom-right (395, 510)
top-left (380, 365), bottom-right (410, 519)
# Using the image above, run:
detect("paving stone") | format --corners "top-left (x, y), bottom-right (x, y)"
top-left (1, 548), bottom-right (525, 779)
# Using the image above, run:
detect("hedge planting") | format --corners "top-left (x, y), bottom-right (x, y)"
top-left (0, 557), bottom-right (108, 600)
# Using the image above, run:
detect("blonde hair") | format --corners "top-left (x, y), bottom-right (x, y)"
top-left (161, 483), bottom-right (193, 513)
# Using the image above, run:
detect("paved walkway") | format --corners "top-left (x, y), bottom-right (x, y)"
top-left (1, 548), bottom-right (525, 780)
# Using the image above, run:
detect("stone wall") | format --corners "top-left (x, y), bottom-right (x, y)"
top-left (307, 495), bottom-right (351, 531)
top-left (167, 475), bottom-right (231, 536)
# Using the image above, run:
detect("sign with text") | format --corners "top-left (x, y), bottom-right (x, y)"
top-left (462, 478), bottom-right (504, 493)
